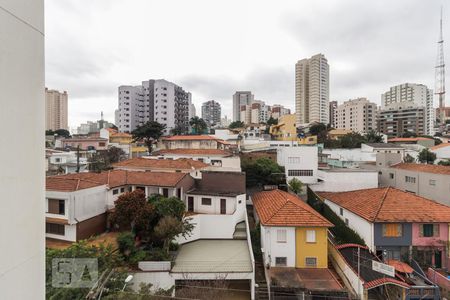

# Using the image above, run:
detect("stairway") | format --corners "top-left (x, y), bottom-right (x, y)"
top-left (233, 221), bottom-right (247, 240)
top-left (256, 282), bottom-right (270, 300)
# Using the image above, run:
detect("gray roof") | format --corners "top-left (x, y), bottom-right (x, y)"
top-left (172, 239), bottom-right (253, 273)
top-left (364, 143), bottom-right (404, 149)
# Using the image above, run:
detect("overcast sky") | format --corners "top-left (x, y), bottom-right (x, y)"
top-left (45, 0), bottom-right (446, 129)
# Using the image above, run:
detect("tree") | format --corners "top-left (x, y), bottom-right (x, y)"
top-left (45, 129), bottom-right (71, 138)
top-left (418, 148), bottom-right (437, 164)
top-left (365, 130), bottom-right (383, 143)
top-left (401, 131), bottom-right (417, 138)
top-left (266, 117), bottom-right (278, 127)
top-left (403, 154), bottom-right (416, 163)
top-left (131, 121), bottom-right (166, 153)
top-left (89, 146), bottom-right (127, 172)
top-left (170, 125), bottom-right (185, 136)
top-left (339, 132), bottom-right (366, 148)
top-left (438, 159), bottom-right (450, 166)
top-left (154, 216), bottom-right (194, 255)
top-left (189, 116), bottom-right (208, 134)
top-left (229, 121), bottom-right (244, 129)
top-left (309, 123), bottom-right (328, 143)
top-left (288, 178), bottom-right (303, 194)
top-left (241, 157), bottom-right (285, 187)
top-left (152, 196), bottom-right (186, 220)
top-left (110, 190), bottom-right (155, 236)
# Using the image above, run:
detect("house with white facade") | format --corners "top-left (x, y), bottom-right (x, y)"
top-left (277, 146), bottom-right (318, 184)
top-left (311, 168), bottom-right (378, 192)
top-left (46, 150), bottom-right (88, 175)
top-left (45, 170), bottom-right (194, 242)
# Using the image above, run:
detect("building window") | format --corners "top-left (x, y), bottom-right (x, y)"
top-left (421, 224), bottom-right (439, 237)
top-left (275, 257), bottom-right (287, 267)
top-left (306, 230), bottom-right (316, 243)
top-left (382, 223), bottom-right (402, 237)
top-left (120, 187), bottom-right (125, 193)
top-left (287, 157), bottom-right (301, 164)
top-left (201, 198), bottom-right (212, 206)
top-left (113, 189), bottom-right (119, 195)
top-left (99, 142), bottom-right (106, 147)
top-left (340, 208), bottom-right (343, 216)
top-left (405, 176), bottom-right (416, 183)
top-left (305, 257), bottom-right (317, 267)
top-left (429, 179), bottom-right (436, 186)
top-left (288, 170), bottom-right (313, 177)
top-left (162, 188), bottom-right (169, 197)
top-left (389, 173), bottom-right (394, 179)
top-left (345, 218), bottom-right (349, 225)
top-left (277, 229), bottom-right (287, 243)
top-left (46, 223), bottom-right (65, 235)
top-left (48, 199), bottom-right (65, 215)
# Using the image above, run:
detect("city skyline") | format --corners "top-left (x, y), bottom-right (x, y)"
top-left (45, 0), bottom-right (447, 128)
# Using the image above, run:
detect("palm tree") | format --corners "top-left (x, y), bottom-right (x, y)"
top-left (189, 117), bottom-right (207, 134)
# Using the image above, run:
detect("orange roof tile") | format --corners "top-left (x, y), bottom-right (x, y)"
top-left (162, 135), bottom-right (217, 141)
top-left (252, 189), bottom-right (333, 227)
top-left (46, 170), bottom-right (187, 192)
top-left (154, 149), bottom-right (233, 156)
top-left (390, 163), bottom-right (450, 175)
top-left (318, 187), bottom-right (450, 223)
top-left (113, 157), bottom-right (209, 170)
top-left (388, 137), bottom-right (433, 142)
top-left (430, 143), bottom-right (450, 150)
top-left (386, 260), bottom-right (414, 274)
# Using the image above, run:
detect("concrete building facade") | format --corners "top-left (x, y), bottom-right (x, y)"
top-left (334, 98), bottom-right (377, 133)
top-left (1, 0), bottom-right (45, 298)
top-left (46, 88), bottom-right (68, 130)
top-left (378, 104), bottom-right (426, 138)
top-left (201, 100), bottom-right (221, 126)
top-left (329, 100), bottom-right (337, 128)
top-left (233, 91), bottom-right (254, 122)
top-left (381, 83), bottom-right (434, 135)
top-left (117, 79), bottom-right (192, 135)
top-left (295, 54), bottom-right (330, 125)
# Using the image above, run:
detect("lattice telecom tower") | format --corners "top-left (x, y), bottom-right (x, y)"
top-left (436, 7), bottom-right (446, 123)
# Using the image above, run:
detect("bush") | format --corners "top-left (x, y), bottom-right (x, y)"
top-left (146, 248), bottom-right (170, 261)
top-left (307, 187), bottom-right (366, 246)
top-left (250, 223), bottom-right (262, 260)
top-left (117, 232), bottom-right (135, 256)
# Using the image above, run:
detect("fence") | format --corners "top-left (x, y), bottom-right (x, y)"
top-left (138, 261), bottom-right (171, 272)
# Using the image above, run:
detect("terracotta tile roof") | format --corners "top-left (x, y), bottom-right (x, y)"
top-left (162, 135), bottom-right (217, 141)
top-left (252, 189), bottom-right (333, 227)
top-left (430, 143), bottom-right (450, 150)
top-left (112, 157), bottom-right (209, 170)
top-left (46, 170), bottom-right (187, 192)
top-left (386, 260), bottom-right (414, 274)
top-left (154, 149), bottom-right (233, 156)
top-left (363, 277), bottom-right (410, 290)
top-left (388, 137), bottom-right (433, 142)
top-left (318, 187), bottom-right (450, 223)
top-left (390, 163), bottom-right (450, 175)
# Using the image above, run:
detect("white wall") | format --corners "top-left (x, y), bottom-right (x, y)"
top-left (71, 186), bottom-right (108, 223)
top-left (277, 146), bottom-right (318, 184)
top-left (261, 226), bottom-right (296, 267)
top-left (187, 194), bottom-right (237, 215)
top-left (312, 170), bottom-right (378, 192)
top-left (432, 145), bottom-right (450, 161)
top-left (46, 224), bottom-right (77, 242)
top-left (325, 200), bottom-right (374, 251)
top-left (322, 148), bottom-right (376, 162)
top-left (0, 1), bottom-right (45, 298)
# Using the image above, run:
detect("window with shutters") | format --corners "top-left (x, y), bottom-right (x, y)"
top-left (420, 224), bottom-right (439, 237)
top-left (46, 223), bottom-right (65, 235)
top-left (47, 199), bottom-right (65, 215)
top-left (382, 223), bottom-right (402, 237)
top-left (277, 229), bottom-right (287, 243)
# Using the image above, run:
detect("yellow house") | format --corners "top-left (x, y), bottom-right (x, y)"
top-left (328, 129), bottom-right (353, 140)
top-left (270, 114), bottom-right (317, 145)
top-left (252, 189), bottom-right (333, 268)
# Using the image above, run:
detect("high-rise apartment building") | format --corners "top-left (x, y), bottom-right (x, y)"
top-left (233, 91), bottom-right (254, 121)
top-left (329, 100), bottom-right (337, 128)
top-left (117, 79), bottom-right (192, 135)
top-left (201, 100), bottom-right (221, 126)
top-left (45, 88), bottom-right (68, 130)
top-left (378, 103), bottom-right (426, 138)
top-left (271, 104), bottom-right (291, 120)
top-left (295, 54), bottom-right (330, 125)
top-left (381, 83), bottom-right (434, 135)
top-left (334, 98), bottom-right (378, 133)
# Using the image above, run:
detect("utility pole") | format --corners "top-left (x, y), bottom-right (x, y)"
top-left (76, 145), bottom-right (80, 173)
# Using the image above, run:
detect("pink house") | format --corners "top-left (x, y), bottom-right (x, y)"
top-left (412, 223), bottom-right (450, 270)
top-left (61, 138), bottom-right (109, 150)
